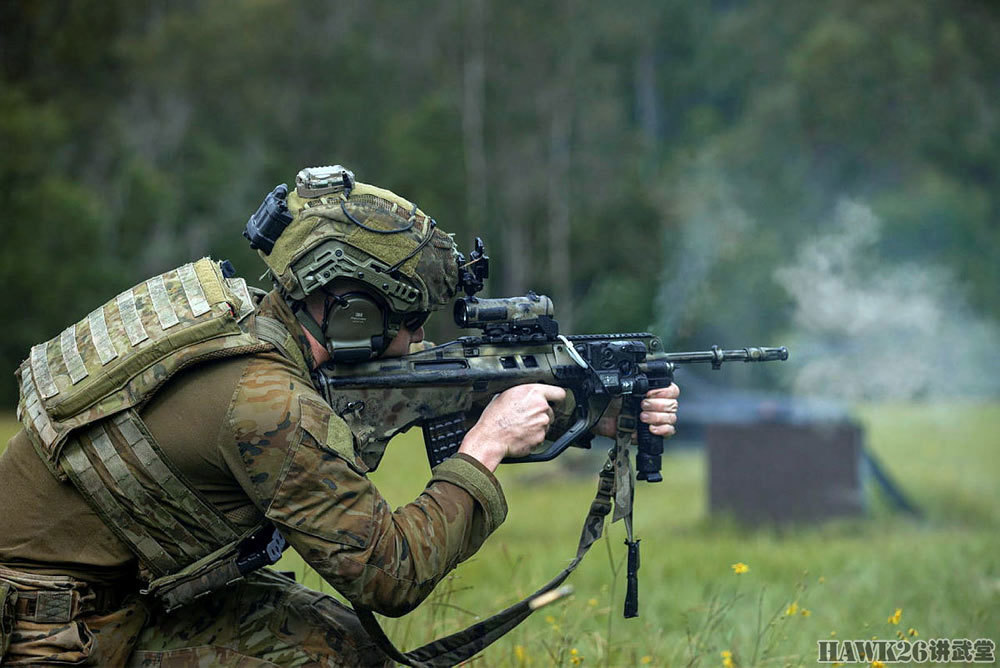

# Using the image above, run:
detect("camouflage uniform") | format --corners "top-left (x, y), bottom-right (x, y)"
top-left (0, 178), bottom-right (507, 665)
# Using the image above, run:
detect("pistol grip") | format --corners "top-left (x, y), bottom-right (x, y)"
top-left (422, 412), bottom-right (468, 468)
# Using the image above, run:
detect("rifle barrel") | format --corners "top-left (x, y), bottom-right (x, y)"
top-left (663, 346), bottom-right (788, 366)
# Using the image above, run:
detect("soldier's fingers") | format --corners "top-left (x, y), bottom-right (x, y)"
top-left (544, 405), bottom-right (556, 426)
top-left (536, 384), bottom-right (568, 403)
top-left (646, 384), bottom-right (679, 399)
top-left (639, 411), bottom-right (677, 426)
top-left (640, 398), bottom-right (678, 413)
top-left (648, 423), bottom-right (676, 437)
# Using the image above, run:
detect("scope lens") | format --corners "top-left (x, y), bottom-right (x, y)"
top-left (453, 299), bottom-right (470, 327)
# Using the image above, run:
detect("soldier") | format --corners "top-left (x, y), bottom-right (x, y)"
top-left (0, 166), bottom-right (680, 666)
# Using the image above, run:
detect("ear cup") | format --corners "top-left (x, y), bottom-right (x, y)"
top-left (322, 292), bottom-right (388, 362)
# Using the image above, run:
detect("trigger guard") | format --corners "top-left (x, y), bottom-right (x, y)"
top-left (501, 382), bottom-right (607, 465)
top-left (502, 415), bottom-right (591, 464)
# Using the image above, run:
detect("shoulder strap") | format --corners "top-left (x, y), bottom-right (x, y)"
top-left (255, 315), bottom-right (308, 372)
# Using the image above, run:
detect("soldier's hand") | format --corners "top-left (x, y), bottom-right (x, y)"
top-left (639, 383), bottom-right (680, 437)
top-left (593, 383), bottom-right (680, 438)
top-left (459, 384), bottom-right (567, 471)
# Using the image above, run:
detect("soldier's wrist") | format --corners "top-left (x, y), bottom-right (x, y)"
top-left (457, 427), bottom-right (504, 472)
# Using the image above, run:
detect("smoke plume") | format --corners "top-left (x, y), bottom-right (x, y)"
top-left (775, 199), bottom-right (1000, 400)
top-left (654, 154), bottom-right (755, 337)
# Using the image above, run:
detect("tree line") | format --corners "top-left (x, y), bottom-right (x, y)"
top-left (1, 0), bottom-right (997, 404)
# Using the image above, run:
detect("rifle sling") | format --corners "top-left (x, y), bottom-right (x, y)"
top-left (355, 457), bottom-right (618, 667)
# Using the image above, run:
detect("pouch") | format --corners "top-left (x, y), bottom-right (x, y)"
top-left (0, 581), bottom-right (18, 659)
top-left (3, 619), bottom-right (94, 665)
top-left (0, 568), bottom-right (94, 665)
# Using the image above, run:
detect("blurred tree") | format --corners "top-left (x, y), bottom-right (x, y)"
top-left (1, 0), bottom-right (998, 403)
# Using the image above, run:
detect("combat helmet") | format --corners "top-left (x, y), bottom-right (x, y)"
top-left (245, 165), bottom-right (460, 363)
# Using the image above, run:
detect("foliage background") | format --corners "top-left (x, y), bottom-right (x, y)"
top-left (2, 0), bottom-right (999, 404)
top-left (2, 1), bottom-right (999, 664)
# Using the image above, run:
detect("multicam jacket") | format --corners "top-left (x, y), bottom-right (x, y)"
top-left (0, 259), bottom-right (506, 616)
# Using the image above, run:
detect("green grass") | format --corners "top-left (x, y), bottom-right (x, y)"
top-left (3, 403), bottom-right (998, 666)
top-left (285, 401), bottom-right (1000, 666)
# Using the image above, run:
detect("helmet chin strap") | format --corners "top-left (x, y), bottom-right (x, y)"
top-left (289, 299), bottom-right (329, 356)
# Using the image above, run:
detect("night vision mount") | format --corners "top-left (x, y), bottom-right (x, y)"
top-left (456, 237), bottom-right (489, 297)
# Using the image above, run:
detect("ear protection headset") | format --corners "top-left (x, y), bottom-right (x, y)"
top-left (294, 282), bottom-right (429, 364)
top-left (318, 288), bottom-right (393, 364)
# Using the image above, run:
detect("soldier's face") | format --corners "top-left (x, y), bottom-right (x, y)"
top-left (382, 323), bottom-right (425, 358)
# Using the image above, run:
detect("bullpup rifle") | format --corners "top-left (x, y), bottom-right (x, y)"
top-left (316, 290), bottom-right (787, 480)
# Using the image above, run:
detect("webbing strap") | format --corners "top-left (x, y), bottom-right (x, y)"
top-left (62, 441), bottom-right (181, 576)
top-left (60, 411), bottom-right (242, 578)
top-left (255, 315), bottom-right (308, 372)
top-left (87, 424), bottom-right (208, 562)
top-left (113, 412), bottom-right (239, 544)
top-left (355, 460), bottom-right (618, 667)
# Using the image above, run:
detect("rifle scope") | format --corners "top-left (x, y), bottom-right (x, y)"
top-left (454, 293), bottom-right (554, 329)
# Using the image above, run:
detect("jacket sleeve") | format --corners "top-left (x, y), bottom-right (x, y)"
top-left (220, 356), bottom-right (507, 616)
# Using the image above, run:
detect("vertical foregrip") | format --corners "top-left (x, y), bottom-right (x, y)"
top-left (422, 412), bottom-right (468, 469)
top-left (635, 366), bottom-right (672, 482)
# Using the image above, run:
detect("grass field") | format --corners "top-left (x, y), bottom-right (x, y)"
top-left (2, 402), bottom-right (998, 666)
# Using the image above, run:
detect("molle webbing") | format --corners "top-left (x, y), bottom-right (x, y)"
top-left (59, 410), bottom-right (242, 579)
top-left (15, 258), bottom-right (264, 477)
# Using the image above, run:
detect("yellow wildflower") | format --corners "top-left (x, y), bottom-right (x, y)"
top-left (721, 650), bottom-right (732, 658)
top-left (908, 628), bottom-right (918, 637)
top-left (887, 608), bottom-right (901, 625)
top-left (818, 576), bottom-right (825, 584)
top-left (571, 649), bottom-right (579, 656)
top-left (545, 615), bottom-right (555, 625)
top-left (514, 645), bottom-right (526, 663)
top-left (587, 598), bottom-right (598, 607)
top-left (896, 630), bottom-right (904, 639)
top-left (830, 631), bottom-right (837, 637)
top-left (872, 661), bottom-right (885, 668)
top-left (800, 608), bottom-right (811, 617)
top-left (640, 657), bottom-right (653, 665)
top-left (785, 602), bottom-right (798, 616)
top-left (731, 562), bottom-right (749, 574)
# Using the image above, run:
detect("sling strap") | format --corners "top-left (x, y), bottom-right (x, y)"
top-left (355, 436), bottom-right (633, 667)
